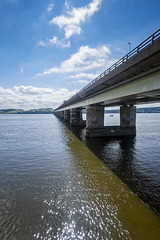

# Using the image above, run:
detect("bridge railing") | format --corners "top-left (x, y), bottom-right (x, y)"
top-left (57, 29), bottom-right (160, 109)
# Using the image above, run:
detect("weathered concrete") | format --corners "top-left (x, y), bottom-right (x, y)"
top-left (86, 126), bottom-right (136, 138)
top-left (64, 110), bottom-right (70, 123)
top-left (86, 105), bottom-right (104, 129)
top-left (120, 105), bottom-right (136, 127)
top-left (86, 105), bottom-right (136, 138)
top-left (54, 31), bottom-right (160, 138)
top-left (55, 105), bottom-right (136, 138)
top-left (70, 108), bottom-right (86, 126)
top-left (59, 111), bottom-right (64, 120)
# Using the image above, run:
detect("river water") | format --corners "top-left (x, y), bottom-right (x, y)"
top-left (0, 114), bottom-right (160, 240)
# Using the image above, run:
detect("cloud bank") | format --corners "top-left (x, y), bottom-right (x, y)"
top-left (0, 86), bottom-right (76, 110)
top-left (1, 85), bottom-right (159, 110)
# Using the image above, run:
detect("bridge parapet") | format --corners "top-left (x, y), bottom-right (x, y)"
top-left (71, 29), bottom-right (160, 99)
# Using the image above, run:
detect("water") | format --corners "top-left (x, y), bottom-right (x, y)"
top-left (0, 114), bottom-right (160, 240)
top-left (80, 113), bottom-right (160, 216)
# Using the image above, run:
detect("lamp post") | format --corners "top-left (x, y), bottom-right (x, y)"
top-left (128, 42), bottom-right (131, 52)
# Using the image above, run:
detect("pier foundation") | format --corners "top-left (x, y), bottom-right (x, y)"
top-left (86, 105), bottom-right (136, 138)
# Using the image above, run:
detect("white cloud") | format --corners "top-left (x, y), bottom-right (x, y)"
top-left (38, 40), bottom-right (46, 47)
top-left (69, 73), bottom-right (98, 80)
top-left (72, 79), bottom-right (90, 84)
top-left (50, 0), bottom-right (103, 39)
top-left (49, 36), bottom-right (70, 48)
top-left (36, 45), bottom-right (115, 77)
top-left (38, 37), bottom-right (70, 48)
top-left (47, 3), bottom-right (54, 12)
top-left (0, 86), bottom-right (77, 110)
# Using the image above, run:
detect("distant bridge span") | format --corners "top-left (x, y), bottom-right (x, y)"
top-left (55, 29), bottom-right (160, 137)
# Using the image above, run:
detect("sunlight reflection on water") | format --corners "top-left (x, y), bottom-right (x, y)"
top-left (0, 114), bottom-right (160, 240)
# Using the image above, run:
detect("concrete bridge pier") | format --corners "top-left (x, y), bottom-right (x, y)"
top-left (64, 110), bottom-right (70, 123)
top-left (54, 111), bottom-right (61, 118)
top-left (86, 105), bottom-right (136, 137)
top-left (70, 108), bottom-right (86, 126)
top-left (120, 105), bottom-right (136, 135)
top-left (86, 105), bottom-right (104, 129)
top-left (86, 105), bottom-right (104, 137)
top-left (59, 111), bottom-right (64, 120)
top-left (120, 105), bottom-right (136, 127)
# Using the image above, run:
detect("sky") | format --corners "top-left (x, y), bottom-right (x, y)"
top-left (0, 0), bottom-right (160, 110)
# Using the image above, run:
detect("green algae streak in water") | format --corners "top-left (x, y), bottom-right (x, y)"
top-left (64, 127), bottom-right (160, 240)
top-left (0, 115), bottom-right (160, 239)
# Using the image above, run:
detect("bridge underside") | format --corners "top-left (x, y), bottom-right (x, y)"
top-left (54, 70), bottom-right (160, 137)
top-left (58, 70), bottom-right (160, 111)
top-left (54, 33), bottom-right (160, 137)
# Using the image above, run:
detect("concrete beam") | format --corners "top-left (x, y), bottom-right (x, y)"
top-left (86, 126), bottom-right (136, 138)
top-left (56, 70), bottom-right (160, 111)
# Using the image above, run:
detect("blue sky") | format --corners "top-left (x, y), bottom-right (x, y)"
top-left (0, 0), bottom-right (160, 109)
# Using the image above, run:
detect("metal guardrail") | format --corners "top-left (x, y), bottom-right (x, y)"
top-left (57, 28), bottom-right (160, 109)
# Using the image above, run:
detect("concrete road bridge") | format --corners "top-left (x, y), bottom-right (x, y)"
top-left (54, 29), bottom-right (160, 137)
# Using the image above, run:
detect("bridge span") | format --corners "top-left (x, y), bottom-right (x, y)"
top-left (54, 29), bottom-right (160, 137)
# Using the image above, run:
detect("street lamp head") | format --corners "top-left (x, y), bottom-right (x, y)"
top-left (128, 42), bottom-right (131, 52)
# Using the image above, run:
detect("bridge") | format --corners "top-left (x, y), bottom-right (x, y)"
top-left (54, 29), bottom-right (160, 137)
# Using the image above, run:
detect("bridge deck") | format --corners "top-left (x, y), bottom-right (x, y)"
top-left (56, 29), bottom-right (160, 111)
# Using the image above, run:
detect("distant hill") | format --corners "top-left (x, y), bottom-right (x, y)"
top-left (137, 107), bottom-right (160, 113)
top-left (0, 108), bottom-right (54, 114)
top-left (104, 107), bottom-right (160, 113)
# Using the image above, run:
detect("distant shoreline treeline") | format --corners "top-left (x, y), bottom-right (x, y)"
top-left (105, 107), bottom-right (160, 114)
top-left (0, 108), bottom-right (54, 114)
top-left (0, 107), bottom-right (160, 114)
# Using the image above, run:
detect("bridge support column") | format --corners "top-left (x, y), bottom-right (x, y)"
top-left (86, 105), bottom-right (104, 129)
top-left (120, 105), bottom-right (136, 128)
top-left (64, 110), bottom-right (70, 123)
top-left (86, 105), bottom-right (104, 136)
top-left (70, 108), bottom-right (86, 126)
top-left (86, 105), bottom-right (136, 138)
top-left (119, 105), bottom-right (136, 136)
top-left (59, 111), bottom-right (64, 120)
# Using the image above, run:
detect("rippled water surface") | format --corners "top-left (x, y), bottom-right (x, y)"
top-left (0, 114), bottom-right (160, 240)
